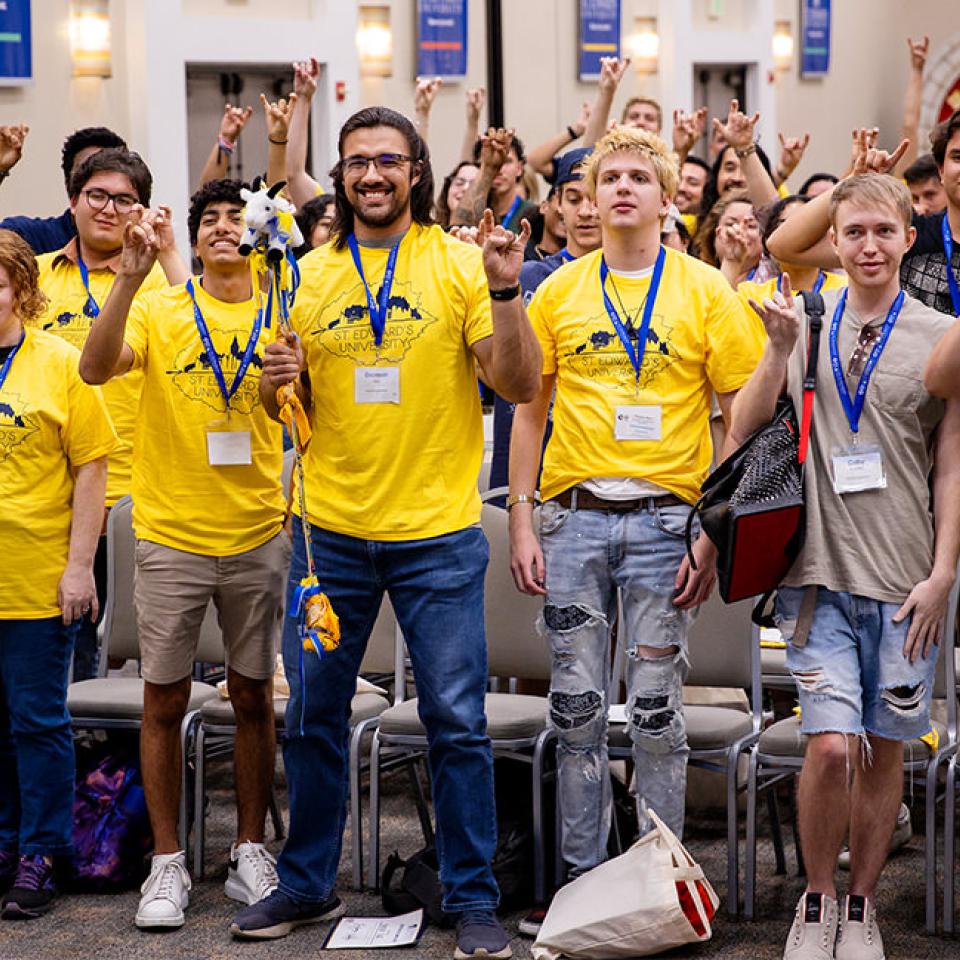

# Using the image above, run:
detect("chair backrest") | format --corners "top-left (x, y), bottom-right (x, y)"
top-left (363, 594), bottom-right (400, 674)
top-left (98, 496), bottom-right (139, 671)
top-left (99, 496), bottom-right (226, 671)
top-left (480, 502), bottom-right (552, 682)
top-left (478, 457), bottom-right (492, 494)
top-left (686, 592), bottom-right (756, 691)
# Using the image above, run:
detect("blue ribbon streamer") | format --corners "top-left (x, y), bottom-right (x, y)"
top-left (77, 256), bottom-right (101, 318)
top-left (598, 245), bottom-right (666, 384)
top-left (347, 234), bottom-right (400, 347)
top-left (0, 330), bottom-right (25, 393)
top-left (941, 213), bottom-right (960, 316)
top-left (828, 287), bottom-right (904, 434)
top-left (186, 278), bottom-right (263, 411)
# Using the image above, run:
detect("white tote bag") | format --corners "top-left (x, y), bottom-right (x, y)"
top-left (531, 809), bottom-right (719, 959)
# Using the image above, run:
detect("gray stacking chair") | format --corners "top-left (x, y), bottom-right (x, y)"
top-left (67, 495), bottom-right (222, 850)
top-left (744, 575), bottom-right (960, 931)
top-left (937, 646), bottom-right (960, 932)
top-left (191, 569), bottom-right (401, 890)
top-left (367, 498), bottom-right (556, 901)
top-left (607, 590), bottom-right (762, 916)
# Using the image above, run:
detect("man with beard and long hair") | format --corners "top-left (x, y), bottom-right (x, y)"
top-left (231, 107), bottom-right (541, 960)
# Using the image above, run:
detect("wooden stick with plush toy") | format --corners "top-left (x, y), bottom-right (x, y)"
top-left (240, 177), bottom-right (340, 667)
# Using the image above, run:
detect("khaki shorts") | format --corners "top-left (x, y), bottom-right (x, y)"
top-left (134, 532), bottom-right (290, 685)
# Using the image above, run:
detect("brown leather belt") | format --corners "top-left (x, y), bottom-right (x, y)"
top-left (553, 487), bottom-right (686, 512)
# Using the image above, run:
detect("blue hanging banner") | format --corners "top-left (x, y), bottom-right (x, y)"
top-left (579, 0), bottom-right (620, 81)
top-left (417, 0), bottom-right (467, 80)
top-left (800, 0), bottom-right (830, 78)
top-left (0, 0), bottom-right (31, 86)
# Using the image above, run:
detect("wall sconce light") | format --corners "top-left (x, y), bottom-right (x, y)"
top-left (357, 5), bottom-right (392, 78)
top-left (626, 18), bottom-right (659, 75)
top-left (772, 21), bottom-right (794, 73)
top-left (69, 0), bottom-right (112, 78)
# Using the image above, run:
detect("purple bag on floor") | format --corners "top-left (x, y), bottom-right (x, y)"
top-left (72, 754), bottom-right (152, 890)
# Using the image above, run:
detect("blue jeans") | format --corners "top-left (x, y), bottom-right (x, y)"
top-left (0, 618), bottom-right (77, 856)
top-left (776, 586), bottom-right (938, 740)
top-left (277, 521), bottom-right (500, 913)
top-left (539, 498), bottom-right (695, 876)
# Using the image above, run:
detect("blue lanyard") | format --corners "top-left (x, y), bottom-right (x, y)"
top-left (828, 287), bottom-right (904, 434)
top-left (558, 248), bottom-right (574, 263)
top-left (746, 266), bottom-right (758, 282)
top-left (777, 271), bottom-right (825, 294)
top-left (0, 330), bottom-right (25, 393)
top-left (186, 279), bottom-right (263, 411)
top-left (347, 234), bottom-right (401, 347)
top-left (502, 195), bottom-right (522, 229)
top-left (941, 213), bottom-right (960, 316)
top-left (598, 246), bottom-right (666, 383)
top-left (77, 256), bottom-right (101, 318)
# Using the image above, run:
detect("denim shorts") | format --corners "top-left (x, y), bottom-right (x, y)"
top-left (775, 586), bottom-right (938, 740)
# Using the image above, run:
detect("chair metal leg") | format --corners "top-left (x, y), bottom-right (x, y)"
top-left (944, 756), bottom-right (957, 935)
top-left (178, 711), bottom-right (199, 857)
top-left (349, 718), bottom-right (376, 891)
top-left (553, 780), bottom-right (565, 888)
top-left (925, 755), bottom-right (939, 934)
top-left (193, 724), bottom-right (206, 879)
top-left (725, 746), bottom-right (741, 916)
top-left (767, 788), bottom-right (787, 875)
top-left (531, 730), bottom-right (554, 904)
top-left (744, 748), bottom-right (759, 920)
top-left (789, 788), bottom-right (805, 878)
top-left (407, 759), bottom-right (435, 847)
top-left (368, 734), bottom-right (383, 892)
top-left (268, 787), bottom-right (284, 841)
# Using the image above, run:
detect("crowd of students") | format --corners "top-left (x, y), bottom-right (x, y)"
top-left (1, 35), bottom-right (960, 960)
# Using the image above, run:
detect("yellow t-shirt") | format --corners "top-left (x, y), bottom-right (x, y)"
top-left (291, 223), bottom-right (493, 540)
top-left (124, 281), bottom-right (285, 556)
top-left (737, 272), bottom-right (848, 345)
top-left (528, 246), bottom-right (763, 504)
top-left (0, 328), bottom-right (117, 618)
top-left (33, 252), bottom-right (168, 505)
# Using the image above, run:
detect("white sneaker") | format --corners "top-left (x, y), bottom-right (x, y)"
top-left (836, 895), bottom-right (885, 960)
top-left (135, 852), bottom-right (191, 929)
top-left (225, 842), bottom-right (279, 905)
top-left (783, 891), bottom-right (839, 960)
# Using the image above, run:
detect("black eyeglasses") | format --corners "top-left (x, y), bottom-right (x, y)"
top-left (341, 153), bottom-right (414, 175)
top-left (82, 188), bottom-right (139, 215)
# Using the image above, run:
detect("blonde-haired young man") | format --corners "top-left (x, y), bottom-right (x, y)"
top-left (732, 173), bottom-right (960, 960)
top-left (508, 128), bottom-right (761, 909)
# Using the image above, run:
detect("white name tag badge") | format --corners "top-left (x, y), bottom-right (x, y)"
top-left (206, 421), bottom-right (252, 467)
top-left (831, 442), bottom-right (886, 494)
top-left (355, 366), bottom-right (400, 404)
top-left (614, 405), bottom-right (662, 441)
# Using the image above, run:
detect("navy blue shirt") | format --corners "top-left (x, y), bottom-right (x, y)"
top-left (0, 209), bottom-right (75, 255)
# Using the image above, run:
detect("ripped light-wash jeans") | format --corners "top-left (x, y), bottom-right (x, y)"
top-left (539, 497), bottom-right (696, 878)
top-left (776, 585), bottom-right (938, 741)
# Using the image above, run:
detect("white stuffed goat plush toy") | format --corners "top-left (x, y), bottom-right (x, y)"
top-left (238, 177), bottom-right (304, 263)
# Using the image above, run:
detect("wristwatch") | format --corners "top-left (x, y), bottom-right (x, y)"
top-left (506, 493), bottom-right (538, 511)
top-left (489, 284), bottom-right (520, 301)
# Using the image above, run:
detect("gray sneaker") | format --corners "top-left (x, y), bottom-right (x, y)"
top-left (836, 895), bottom-right (884, 960)
top-left (454, 911), bottom-right (512, 959)
top-left (783, 892), bottom-right (839, 960)
top-left (838, 803), bottom-right (911, 870)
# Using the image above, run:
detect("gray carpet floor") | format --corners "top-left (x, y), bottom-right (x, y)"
top-left (1, 754), bottom-right (957, 960)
